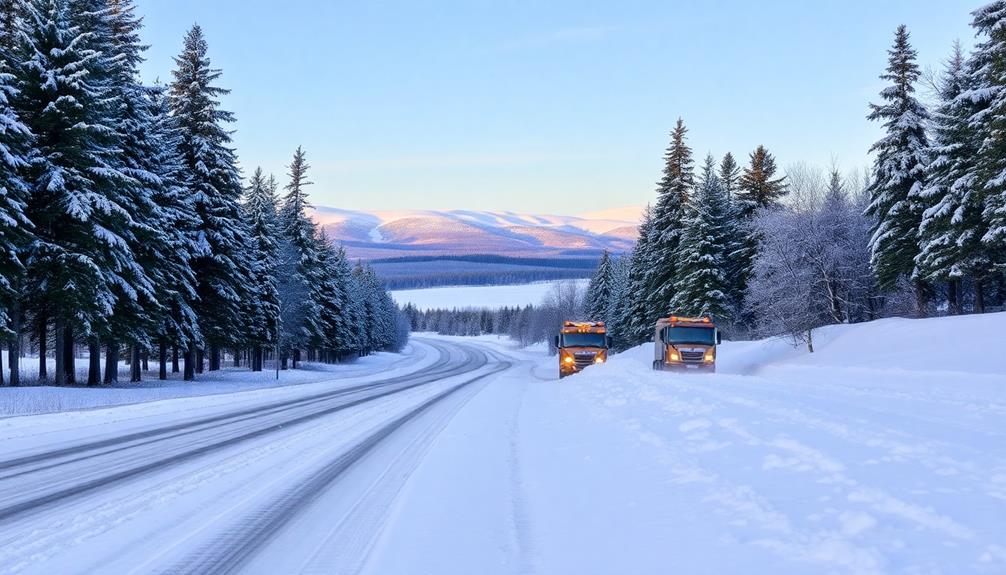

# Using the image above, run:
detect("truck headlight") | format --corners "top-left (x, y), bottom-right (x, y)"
top-left (669, 350), bottom-right (680, 362)
top-left (704, 350), bottom-right (714, 362)
top-left (564, 356), bottom-right (574, 364)
top-left (594, 356), bottom-right (605, 364)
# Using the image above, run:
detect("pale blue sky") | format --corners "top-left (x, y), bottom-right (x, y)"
top-left (135, 0), bottom-right (975, 213)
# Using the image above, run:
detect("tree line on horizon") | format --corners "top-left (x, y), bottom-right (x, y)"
top-left (0, 0), bottom-right (407, 386)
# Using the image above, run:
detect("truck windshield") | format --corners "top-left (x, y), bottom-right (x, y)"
top-left (561, 333), bottom-right (607, 348)
top-left (663, 326), bottom-right (716, 345)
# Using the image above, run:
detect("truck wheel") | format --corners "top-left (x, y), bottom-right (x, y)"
top-left (652, 360), bottom-right (663, 371)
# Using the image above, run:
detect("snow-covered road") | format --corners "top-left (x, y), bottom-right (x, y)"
top-left (0, 339), bottom-right (510, 574)
top-left (1, 314), bottom-right (1004, 574)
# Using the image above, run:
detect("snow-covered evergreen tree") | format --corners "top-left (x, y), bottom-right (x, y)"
top-left (278, 146), bottom-right (322, 357)
top-left (0, 0), bottom-right (32, 386)
top-left (169, 24), bottom-right (253, 372)
top-left (18, 0), bottom-right (142, 384)
top-left (603, 255), bottom-right (631, 348)
top-left (0, 5), bottom-right (31, 309)
top-left (354, 263), bottom-right (380, 354)
top-left (312, 229), bottom-right (345, 359)
top-left (669, 155), bottom-right (733, 320)
top-left (242, 167), bottom-right (279, 371)
top-left (916, 42), bottom-right (984, 313)
top-left (644, 119), bottom-right (694, 323)
top-left (96, 0), bottom-right (200, 384)
top-left (966, 3), bottom-right (1006, 306)
top-left (585, 250), bottom-right (614, 321)
top-left (144, 87), bottom-right (201, 380)
top-left (618, 205), bottom-right (655, 348)
top-left (329, 240), bottom-right (360, 358)
top-left (864, 25), bottom-right (930, 311)
top-left (719, 152), bottom-right (741, 200)
top-left (338, 248), bottom-right (366, 355)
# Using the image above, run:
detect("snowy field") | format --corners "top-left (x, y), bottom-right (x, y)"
top-left (390, 279), bottom-right (588, 311)
top-left (0, 313), bottom-right (1003, 574)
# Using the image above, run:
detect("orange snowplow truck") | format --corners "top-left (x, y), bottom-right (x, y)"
top-left (653, 316), bottom-right (722, 373)
top-left (555, 321), bottom-right (611, 379)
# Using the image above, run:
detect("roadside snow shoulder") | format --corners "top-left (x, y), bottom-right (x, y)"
top-left (513, 313), bottom-right (1006, 574)
top-left (0, 341), bottom-right (435, 422)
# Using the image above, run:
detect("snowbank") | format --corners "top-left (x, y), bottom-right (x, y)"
top-left (610, 312), bottom-right (1006, 378)
top-left (505, 314), bottom-right (1006, 574)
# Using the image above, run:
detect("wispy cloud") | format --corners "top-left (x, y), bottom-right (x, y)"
top-left (498, 25), bottom-right (620, 52)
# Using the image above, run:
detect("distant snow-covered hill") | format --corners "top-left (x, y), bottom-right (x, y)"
top-left (310, 206), bottom-right (640, 260)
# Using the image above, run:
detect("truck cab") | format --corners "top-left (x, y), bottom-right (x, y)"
top-left (555, 321), bottom-right (611, 379)
top-left (653, 316), bottom-right (721, 373)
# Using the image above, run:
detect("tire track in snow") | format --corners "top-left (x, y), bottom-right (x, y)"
top-left (505, 375), bottom-right (539, 575)
top-left (0, 385), bottom-right (423, 575)
top-left (163, 348), bottom-right (510, 575)
top-left (0, 341), bottom-right (454, 475)
top-left (0, 342), bottom-right (476, 524)
top-left (295, 350), bottom-right (506, 575)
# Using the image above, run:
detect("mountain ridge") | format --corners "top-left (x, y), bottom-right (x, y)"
top-left (310, 206), bottom-right (640, 260)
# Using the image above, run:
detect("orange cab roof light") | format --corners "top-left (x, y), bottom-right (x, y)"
top-left (668, 315), bottom-right (713, 324)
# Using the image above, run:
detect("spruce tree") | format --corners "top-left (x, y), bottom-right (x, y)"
top-left (169, 24), bottom-right (253, 373)
top-left (278, 146), bottom-right (322, 358)
top-left (644, 119), bottom-right (694, 322)
top-left (736, 146), bottom-right (787, 214)
top-left (916, 42), bottom-right (984, 312)
top-left (147, 86), bottom-right (201, 379)
top-left (669, 155), bottom-right (733, 320)
top-left (968, 3), bottom-right (1006, 303)
top-left (353, 263), bottom-right (377, 355)
top-left (0, 2), bottom-right (32, 386)
top-left (620, 205), bottom-right (655, 348)
top-left (1, 0), bottom-right (24, 51)
top-left (18, 0), bottom-right (141, 384)
top-left (312, 229), bottom-right (344, 359)
top-left (585, 250), bottom-right (614, 321)
top-left (242, 168), bottom-right (280, 371)
top-left (98, 0), bottom-right (190, 384)
top-left (864, 25), bottom-right (930, 310)
top-left (604, 255), bottom-right (631, 349)
top-left (331, 245), bottom-right (364, 357)
top-left (719, 152), bottom-right (741, 200)
top-left (718, 152), bottom-right (747, 319)
top-left (728, 147), bottom-right (786, 326)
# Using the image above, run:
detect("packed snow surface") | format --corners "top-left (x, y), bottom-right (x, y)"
top-left (1, 313), bottom-right (1003, 574)
top-left (391, 279), bottom-right (588, 311)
